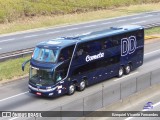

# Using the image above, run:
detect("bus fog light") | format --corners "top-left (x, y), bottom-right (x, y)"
top-left (49, 93), bottom-right (54, 96)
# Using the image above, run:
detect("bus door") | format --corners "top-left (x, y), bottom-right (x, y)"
top-left (54, 70), bottom-right (66, 95)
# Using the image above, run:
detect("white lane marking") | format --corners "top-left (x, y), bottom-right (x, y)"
top-left (131, 21), bottom-right (146, 24)
top-left (0, 38), bottom-right (15, 43)
top-left (0, 91), bottom-right (28, 102)
top-left (131, 17), bottom-right (141, 20)
top-left (117, 19), bottom-right (127, 22)
top-left (153, 101), bottom-right (160, 107)
top-left (0, 11), bottom-right (158, 38)
top-left (9, 117), bottom-right (18, 120)
top-left (23, 34), bottom-right (38, 38)
top-left (44, 31), bottom-right (60, 35)
top-left (125, 100), bottom-right (160, 120)
top-left (67, 28), bottom-right (79, 31)
top-left (83, 25), bottom-right (96, 28)
top-left (144, 49), bottom-right (160, 56)
top-left (101, 22), bottom-right (112, 25)
top-left (114, 72), bottom-right (138, 82)
top-left (143, 15), bottom-right (153, 18)
top-left (125, 116), bottom-right (134, 120)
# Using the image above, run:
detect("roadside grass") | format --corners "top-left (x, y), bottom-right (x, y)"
top-left (145, 27), bottom-right (160, 35)
top-left (0, 0), bottom-right (159, 23)
top-left (0, 56), bottom-right (30, 82)
top-left (0, 3), bottom-right (160, 34)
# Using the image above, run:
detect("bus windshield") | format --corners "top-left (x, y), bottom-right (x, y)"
top-left (32, 47), bottom-right (59, 63)
top-left (29, 67), bottom-right (54, 86)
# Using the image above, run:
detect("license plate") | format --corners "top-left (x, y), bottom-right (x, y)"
top-left (36, 92), bottom-right (41, 95)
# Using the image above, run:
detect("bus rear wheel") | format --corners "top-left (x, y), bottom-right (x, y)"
top-left (118, 66), bottom-right (124, 78)
top-left (124, 64), bottom-right (131, 75)
top-left (77, 80), bottom-right (86, 91)
top-left (68, 84), bottom-right (75, 95)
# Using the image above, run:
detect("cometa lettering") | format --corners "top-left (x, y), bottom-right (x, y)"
top-left (86, 52), bottom-right (104, 62)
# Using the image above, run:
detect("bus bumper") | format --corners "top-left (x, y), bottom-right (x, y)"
top-left (28, 84), bottom-right (60, 97)
top-left (29, 88), bottom-right (55, 97)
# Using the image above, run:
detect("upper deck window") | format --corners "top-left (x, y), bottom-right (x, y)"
top-left (32, 47), bottom-right (59, 63)
top-left (76, 40), bottom-right (103, 56)
top-left (58, 45), bottom-right (75, 62)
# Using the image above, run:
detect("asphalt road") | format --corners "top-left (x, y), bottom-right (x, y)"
top-left (0, 11), bottom-right (160, 54)
top-left (0, 39), bottom-right (160, 120)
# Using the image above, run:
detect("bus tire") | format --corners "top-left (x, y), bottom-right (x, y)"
top-left (68, 84), bottom-right (75, 95)
top-left (124, 64), bottom-right (131, 75)
top-left (77, 80), bottom-right (86, 91)
top-left (118, 66), bottom-right (124, 78)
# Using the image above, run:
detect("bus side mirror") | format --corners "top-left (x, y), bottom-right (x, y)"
top-left (22, 59), bottom-right (30, 71)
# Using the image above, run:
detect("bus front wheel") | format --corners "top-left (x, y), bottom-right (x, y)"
top-left (68, 84), bottom-right (75, 95)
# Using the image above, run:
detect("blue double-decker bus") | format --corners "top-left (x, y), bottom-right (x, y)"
top-left (22, 25), bottom-right (144, 97)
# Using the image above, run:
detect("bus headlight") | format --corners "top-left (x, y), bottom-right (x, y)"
top-left (46, 87), bottom-right (56, 92)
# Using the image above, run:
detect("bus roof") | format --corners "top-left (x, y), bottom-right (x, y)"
top-left (80, 25), bottom-right (143, 41)
top-left (37, 39), bottom-right (77, 49)
top-left (37, 25), bottom-right (143, 49)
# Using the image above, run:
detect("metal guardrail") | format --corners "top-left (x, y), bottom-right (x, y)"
top-left (0, 48), bottom-right (34, 62)
top-left (143, 22), bottom-right (160, 29)
top-left (0, 23), bottom-right (160, 62)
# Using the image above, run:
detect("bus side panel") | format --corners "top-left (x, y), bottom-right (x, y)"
top-left (120, 29), bottom-right (144, 69)
top-left (70, 65), bottom-right (118, 86)
top-left (68, 28), bottom-right (144, 86)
